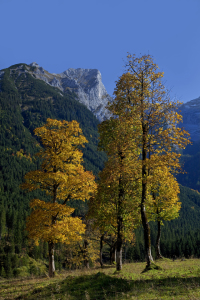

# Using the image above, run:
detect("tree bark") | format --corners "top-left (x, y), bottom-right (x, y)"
top-left (116, 152), bottom-right (125, 271)
top-left (116, 228), bottom-right (122, 271)
top-left (141, 204), bottom-right (153, 266)
top-left (48, 241), bottom-right (55, 277)
top-left (141, 122), bottom-right (153, 267)
top-left (100, 234), bottom-right (104, 267)
top-left (156, 219), bottom-right (163, 259)
top-left (48, 181), bottom-right (57, 277)
top-left (116, 187), bottom-right (123, 271)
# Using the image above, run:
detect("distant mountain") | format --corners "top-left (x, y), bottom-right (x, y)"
top-left (3, 62), bottom-right (112, 122)
top-left (179, 97), bottom-right (200, 142)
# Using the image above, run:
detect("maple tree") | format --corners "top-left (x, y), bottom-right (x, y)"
top-left (146, 165), bottom-right (181, 258)
top-left (21, 118), bottom-right (97, 277)
top-left (88, 117), bottom-right (141, 271)
top-left (107, 54), bottom-right (190, 268)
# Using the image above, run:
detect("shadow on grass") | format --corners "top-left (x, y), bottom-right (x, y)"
top-left (15, 272), bottom-right (200, 300)
top-left (141, 262), bottom-right (163, 273)
top-left (100, 264), bottom-right (116, 269)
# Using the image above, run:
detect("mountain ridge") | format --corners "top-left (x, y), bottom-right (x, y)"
top-left (1, 62), bottom-right (112, 122)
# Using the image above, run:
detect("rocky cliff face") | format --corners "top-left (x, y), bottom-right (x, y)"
top-left (179, 97), bottom-right (200, 141)
top-left (29, 62), bottom-right (112, 121)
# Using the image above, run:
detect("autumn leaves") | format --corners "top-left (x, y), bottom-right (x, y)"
top-left (22, 54), bottom-right (190, 276)
top-left (21, 119), bottom-right (97, 277)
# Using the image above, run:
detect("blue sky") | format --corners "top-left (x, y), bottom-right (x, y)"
top-left (0, 0), bottom-right (199, 103)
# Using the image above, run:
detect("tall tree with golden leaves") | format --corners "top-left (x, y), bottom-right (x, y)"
top-left (21, 119), bottom-right (97, 277)
top-left (107, 54), bottom-right (190, 268)
top-left (88, 117), bottom-right (141, 271)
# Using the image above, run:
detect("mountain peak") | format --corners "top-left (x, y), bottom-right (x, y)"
top-left (0, 63), bottom-right (111, 121)
top-left (26, 64), bottom-right (111, 121)
top-left (29, 62), bottom-right (40, 68)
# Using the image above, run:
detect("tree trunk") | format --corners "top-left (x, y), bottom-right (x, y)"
top-left (141, 203), bottom-right (153, 266)
top-left (48, 241), bottom-right (55, 277)
top-left (116, 182), bottom-right (123, 271)
top-left (116, 215), bottom-right (123, 271)
top-left (49, 182), bottom-right (57, 277)
top-left (141, 122), bottom-right (153, 267)
top-left (116, 152), bottom-right (125, 271)
top-left (100, 234), bottom-right (104, 267)
top-left (116, 238), bottom-right (122, 271)
top-left (156, 219), bottom-right (163, 259)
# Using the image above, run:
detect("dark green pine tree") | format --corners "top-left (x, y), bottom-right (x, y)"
top-left (14, 219), bottom-right (22, 254)
top-left (0, 205), bottom-right (6, 240)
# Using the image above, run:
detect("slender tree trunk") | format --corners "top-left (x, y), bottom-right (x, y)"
top-left (48, 241), bottom-right (55, 277)
top-left (100, 234), bottom-right (104, 267)
top-left (156, 219), bottom-right (163, 259)
top-left (116, 153), bottom-right (125, 271)
top-left (141, 203), bottom-right (153, 266)
top-left (48, 181), bottom-right (57, 277)
top-left (141, 122), bottom-right (153, 267)
top-left (116, 184), bottom-right (123, 271)
top-left (116, 219), bottom-right (123, 271)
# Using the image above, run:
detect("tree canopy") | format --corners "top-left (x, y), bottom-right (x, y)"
top-left (21, 118), bottom-right (97, 276)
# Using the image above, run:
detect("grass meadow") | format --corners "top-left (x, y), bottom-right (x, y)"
top-left (1, 258), bottom-right (200, 299)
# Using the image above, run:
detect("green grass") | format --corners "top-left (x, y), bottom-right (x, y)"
top-left (1, 259), bottom-right (200, 299)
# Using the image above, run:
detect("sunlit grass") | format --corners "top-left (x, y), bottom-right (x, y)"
top-left (1, 258), bottom-right (200, 299)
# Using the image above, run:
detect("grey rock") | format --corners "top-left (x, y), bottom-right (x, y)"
top-left (60, 68), bottom-right (112, 120)
top-left (28, 63), bottom-right (111, 121)
top-left (39, 67), bottom-right (45, 74)
top-left (30, 62), bottom-right (40, 68)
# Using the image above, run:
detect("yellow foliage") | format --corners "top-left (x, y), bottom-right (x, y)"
top-left (146, 165), bottom-right (181, 222)
top-left (26, 199), bottom-right (85, 245)
top-left (21, 118), bottom-right (97, 246)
